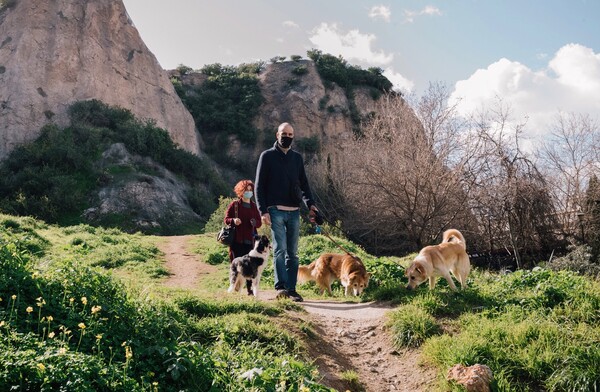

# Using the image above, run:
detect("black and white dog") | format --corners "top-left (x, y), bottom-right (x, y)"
top-left (228, 235), bottom-right (270, 297)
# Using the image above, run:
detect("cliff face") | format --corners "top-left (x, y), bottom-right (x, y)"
top-left (255, 60), bottom-right (381, 144)
top-left (175, 60), bottom-right (385, 169)
top-left (0, 0), bottom-right (200, 159)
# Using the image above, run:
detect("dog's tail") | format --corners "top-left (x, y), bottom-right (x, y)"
top-left (297, 261), bottom-right (317, 283)
top-left (443, 229), bottom-right (466, 249)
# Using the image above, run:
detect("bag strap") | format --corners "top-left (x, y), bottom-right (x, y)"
top-left (235, 200), bottom-right (238, 219)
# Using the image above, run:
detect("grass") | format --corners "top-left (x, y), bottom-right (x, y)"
top-left (2, 212), bottom-right (599, 391)
top-left (0, 214), bottom-right (334, 391)
top-left (340, 370), bottom-right (364, 391)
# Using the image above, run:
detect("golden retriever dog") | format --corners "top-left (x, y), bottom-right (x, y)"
top-left (298, 253), bottom-right (370, 296)
top-left (405, 229), bottom-right (470, 291)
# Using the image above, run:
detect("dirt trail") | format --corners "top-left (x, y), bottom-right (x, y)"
top-left (159, 236), bottom-right (437, 392)
top-left (158, 235), bottom-right (218, 289)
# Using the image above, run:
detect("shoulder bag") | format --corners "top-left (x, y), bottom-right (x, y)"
top-left (217, 201), bottom-right (238, 246)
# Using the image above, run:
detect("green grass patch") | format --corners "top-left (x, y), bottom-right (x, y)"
top-left (0, 216), bottom-right (333, 391)
top-left (387, 304), bottom-right (441, 348)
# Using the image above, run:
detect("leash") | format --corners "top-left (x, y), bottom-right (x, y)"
top-left (312, 208), bottom-right (356, 256)
top-left (314, 224), bottom-right (354, 256)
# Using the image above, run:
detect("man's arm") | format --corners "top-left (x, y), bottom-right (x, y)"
top-left (254, 152), bottom-right (269, 215)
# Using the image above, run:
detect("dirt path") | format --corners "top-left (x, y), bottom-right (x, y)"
top-left (159, 236), bottom-right (437, 392)
top-left (157, 235), bottom-right (217, 289)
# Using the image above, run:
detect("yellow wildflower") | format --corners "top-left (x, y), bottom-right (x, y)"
top-left (78, 323), bottom-right (86, 329)
top-left (91, 305), bottom-right (101, 314)
top-left (11, 295), bottom-right (16, 300)
top-left (69, 298), bottom-right (74, 304)
top-left (47, 315), bottom-right (53, 322)
top-left (81, 297), bottom-right (87, 305)
top-left (48, 332), bottom-right (55, 339)
top-left (58, 348), bottom-right (67, 355)
top-left (37, 363), bottom-right (45, 372)
top-left (0, 321), bottom-right (5, 327)
top-left (96, 334), bottom-right (103, 340)
top-left (26, 306), bottom-right (33, 313)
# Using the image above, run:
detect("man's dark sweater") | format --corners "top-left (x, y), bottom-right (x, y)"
top-left (255, 142), bottom-right (315, 215)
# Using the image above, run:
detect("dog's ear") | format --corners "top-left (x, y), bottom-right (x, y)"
top-left (415, 264), bottom-right (425, 275)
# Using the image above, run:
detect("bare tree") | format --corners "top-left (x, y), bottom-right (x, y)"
top-left (538, 111), bottom-right (600, 241)
top-left (464, 98), bottom-right (559, 267)
top-left (310, 85), bottom-right (473, 254)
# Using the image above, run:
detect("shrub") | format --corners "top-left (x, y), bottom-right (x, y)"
top-left (174, 63), bottom-right (264, 168)
top-left (547, 244), bottom-right (600, 277)
top-left (291, 65), bottom-right (308, 76)
top-left (295, 136), bottom-right (320, 154)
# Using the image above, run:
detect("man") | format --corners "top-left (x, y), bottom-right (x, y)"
top-left (255, 122), bottom-right (319, 302)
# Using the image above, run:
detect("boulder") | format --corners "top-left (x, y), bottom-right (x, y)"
top-left (447, 364), bottom-right (493, 392)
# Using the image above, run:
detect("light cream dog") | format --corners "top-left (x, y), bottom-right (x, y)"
top-left (298, 253), bottom-right (370, 296)
top-left (405, 229), bottom-right (470, 291)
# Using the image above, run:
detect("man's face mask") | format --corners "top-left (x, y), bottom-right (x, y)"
top-left (279, 136), bottom-right (293, 149)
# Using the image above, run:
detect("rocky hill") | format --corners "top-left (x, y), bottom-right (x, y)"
top-left (0, 0), bottom-right (200, 159)
top-left (173, 59), bottom-right (388, 180)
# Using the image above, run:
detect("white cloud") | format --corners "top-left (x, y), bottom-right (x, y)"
top-left (449, 44), bottom-right (600, 138)
top-left (383, 68), bottom-right (414, 93)
top-left (308, 23), bottom-right (393, 66)
top-left (368, 5), bottom-right (391, 22)
top-left (403, 5), bottom-right (441, 23)
top-left (282, 20), bottom-right (299, 28)
top-left (549, 43), bottom-right (600, 92)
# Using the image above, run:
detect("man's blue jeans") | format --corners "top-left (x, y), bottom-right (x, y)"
top-left (268, 207), bottom-right (300, 291)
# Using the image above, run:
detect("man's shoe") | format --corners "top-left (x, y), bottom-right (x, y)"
top-left (276, 290), bottom-right (290, 299)
top-left (287, 290), bottom-right (303, 302)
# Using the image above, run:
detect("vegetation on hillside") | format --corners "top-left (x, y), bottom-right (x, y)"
top-left (0, 214), bottom-right (332, 391)
top-left (307, 49), bottom-right (394, 133)
top-left (172, 62), bottom-right (264, 172)
top-left (0, 100), bottom-right (228, 232)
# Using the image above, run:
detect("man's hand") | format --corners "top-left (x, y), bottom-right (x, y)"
top-left (309, 205), bottom-right (324, 225)
top-left (308, 205), bottom-right (318, 223)
top-left (261, 213), bottom-right (271, 226)
top-left (233, 218), bottom-right (241, 225)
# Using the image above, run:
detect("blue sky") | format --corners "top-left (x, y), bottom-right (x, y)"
top-left (122, 0), bottom-right (600, 137)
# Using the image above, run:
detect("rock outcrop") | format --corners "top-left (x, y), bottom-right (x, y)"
top-left (84, 143), bottom-right (202, 232)
top-left (0, 0), bottom-right (200, 159)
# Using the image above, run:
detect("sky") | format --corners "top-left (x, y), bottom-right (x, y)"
top-left (122, 0), bottom-right (600, 139)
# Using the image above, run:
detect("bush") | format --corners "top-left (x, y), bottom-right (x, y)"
top-left (295, 136), bottom-right (320, 154)
top-left (547, 244), bottom-right (600, 277)
top-left (173, 64), bottom-right (264, 168)
top-left (291, 65), bottom-right (308, 76)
